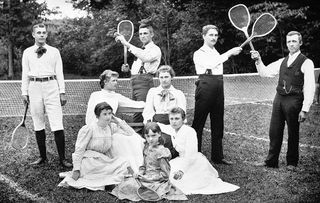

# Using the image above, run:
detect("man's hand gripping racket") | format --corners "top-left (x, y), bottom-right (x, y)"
top-left (114, 20), bottom-right (134, 72)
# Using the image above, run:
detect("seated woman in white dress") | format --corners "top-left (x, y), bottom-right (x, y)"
top-left (58, 102), bottom-right (138, 191)
top-left (85, 70), bottom-right (145, 172)
top-left (158, 107), bottom-right (240, 195)
top-left (143, 65), bottom-right (186, 125)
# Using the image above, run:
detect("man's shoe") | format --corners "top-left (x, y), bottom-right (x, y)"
top-left (60, 160), bottom-right (73, 168)
top-left (30, 158), bottom-right (47, 165)
top-left (286, 165), bottom-right (297, 171)
top-left (212, 159), bottom-right (233, 165)
top-left (254, 162), bottom-right (278, 168)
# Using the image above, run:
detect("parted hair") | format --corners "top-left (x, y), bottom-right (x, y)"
top-left (32, 23), bottom-right (47, 33)
top-left (99, 69), bottom-right (119, 88)
top-left (202, 24), bottom-right (218, 36)
top-left (144, 122), bottom-right (164, 145)
top-left (139, 23), bottom-right (154, 35)
top-left (94, 102), bottom-right (113, 117)
top-left (287, 31), bottom-right (302, 44)
top-left (169, 107), bottom-right (186, 120)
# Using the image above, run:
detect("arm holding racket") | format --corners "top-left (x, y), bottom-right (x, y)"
top-left (226, 47), bottom-right (243, 57)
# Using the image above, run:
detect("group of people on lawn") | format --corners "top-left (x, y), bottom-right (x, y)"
top-left (22, 20), bottom-right (316, 201)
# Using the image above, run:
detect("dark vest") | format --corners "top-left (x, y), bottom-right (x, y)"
top-left (276, 53), bottom-right (307, 96)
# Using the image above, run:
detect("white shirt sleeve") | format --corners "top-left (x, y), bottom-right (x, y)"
top-left (21, 50), bottom-right (29, 96)
top-left (118, 94), bottom-right (145, 109)
top-left (142, 88), bottom-right (156, 124)
top-left (129, 44), bottom-right (161, 63)
top-left (255, 58), bottom-right (283, 77)
top-left (85, 94), bottom-right (96, 125)
top-left (301, 59), bottom-right (315, 112)
top-left (193, 49), bottom-right (229, 75)
top-left (175, 126), bottom-right (198, 172)
top-left (54, 49), bottom-right (65, 94)
top-left (72, 125), bottom-right (93, 171)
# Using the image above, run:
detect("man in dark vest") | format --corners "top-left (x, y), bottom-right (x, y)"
top-left (251, 31), bottom-right (315, 170)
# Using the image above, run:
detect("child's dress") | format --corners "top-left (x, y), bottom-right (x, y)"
top-left (111, 144), bottom-right (187, 201)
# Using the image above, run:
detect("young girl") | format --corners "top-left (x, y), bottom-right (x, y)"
top-left (111, 122), bottom-right (187, 201)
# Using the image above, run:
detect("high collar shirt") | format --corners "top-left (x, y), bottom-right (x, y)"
top-left (255, 50), bottom-right (315, 112)
top-left (193, 44), bottom-right (229, 75)
top-left (129, 41), bottom-right (161, 75)
top-left (142, 85), bottom-right (186, 124)
top-left (85, 89), bottom-right (145, 125)
top-left (21, 44), bottom-right (65, 95)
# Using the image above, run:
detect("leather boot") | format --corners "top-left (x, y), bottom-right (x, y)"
top-left (54, 130), bottom-right (72, 168)
top-left (30, 129), bottom-right (47, 165)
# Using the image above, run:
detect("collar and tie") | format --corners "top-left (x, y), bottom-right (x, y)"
top-left (158, 89), bottom-right (175, 102)
top-left (35, 46), bottom-right (47, 58)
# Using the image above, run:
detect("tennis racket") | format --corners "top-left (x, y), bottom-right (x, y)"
top-left (228, 4), bottom-right (255, 50)
top-left (117, 20), bottom-right (134, 72)
top-left (127, 167), bottom-right (160, 201)
top-left (240, 13), bottom-right (277, 48)
top-left (10, 103), bottom-right (30, 150)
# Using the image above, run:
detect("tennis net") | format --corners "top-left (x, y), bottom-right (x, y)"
top-left (1, 69), bottom-right (319, 117)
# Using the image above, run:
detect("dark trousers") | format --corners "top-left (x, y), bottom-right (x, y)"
top-left (131, 74), bottom-right (154, 124)
top-left (192, 74), bottom-right (225, 161)
top-left (265, 93), bottom-right (303, 167)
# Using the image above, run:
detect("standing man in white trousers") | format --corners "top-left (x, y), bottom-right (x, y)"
top-left (21, 23), bottom-right (72, 167)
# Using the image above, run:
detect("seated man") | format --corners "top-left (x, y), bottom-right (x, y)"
top-left (158, 107), bottom-right (239, 195)
top-left (143, 65), bottom-right (186, 124)
top-left (85, 69), bottom-right (145, 172)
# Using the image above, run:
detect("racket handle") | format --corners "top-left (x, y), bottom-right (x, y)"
top-left (22, 103), bottom-right (29, 123)
top-left (244, 32), bottom-right (255, 51)
top-left (240, 36), bottom-right (253, 48)
top-left (248, 42), bottom-right (255, 51)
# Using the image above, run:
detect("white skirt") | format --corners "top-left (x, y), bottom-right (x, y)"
top-left (58, 150), bottom-right (129, 191)
top-left (169, 152), bottom-right (240, 195)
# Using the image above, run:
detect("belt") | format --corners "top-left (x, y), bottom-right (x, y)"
top-left (29, 76), bottom-right (56, 82)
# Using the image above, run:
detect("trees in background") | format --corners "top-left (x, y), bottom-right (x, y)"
top-left (0, 0), bottom-right (49, 79)
top-left (0, 0), bottom-right (319, 79)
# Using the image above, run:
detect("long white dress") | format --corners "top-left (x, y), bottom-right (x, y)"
top-left (58, 121), bottom-right (143, 191)
top-left (158, 123), bottom-right (240, 195)
top-left (85, 89), bottom-right (145, 172)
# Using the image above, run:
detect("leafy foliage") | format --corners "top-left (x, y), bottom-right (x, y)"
top-left (0, 0), bottom-right (319, 79)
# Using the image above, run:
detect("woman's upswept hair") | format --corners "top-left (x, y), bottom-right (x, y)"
top-left (99, 69), bottom-right (119, 88)
top-left (156, 65), bottom-right (175, 78)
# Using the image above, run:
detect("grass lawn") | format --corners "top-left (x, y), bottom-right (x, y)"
top-left (0, 102), bottom-right (319, 202)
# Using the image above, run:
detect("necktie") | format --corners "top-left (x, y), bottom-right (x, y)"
top-left (35, 46), bottom-right (47, 58)
top-left (138, 46), bottom-right (146, 74)
top-left (159, 89), bottom-right (175, 102)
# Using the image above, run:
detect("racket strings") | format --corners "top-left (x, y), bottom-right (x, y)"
top-left (229, 7), bottom-right (250, 29)
top-left (252, 14), bottom-right (277, 36)
top-left (118, 21), bottom-right (133, 42)
top-left (138, 187), bottom-right (160, 201)
top-left (11, 126), bottom-right (29, 149)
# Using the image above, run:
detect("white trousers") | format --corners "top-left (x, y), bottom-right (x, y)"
top-left (28, 80), bottom-right (63, 131)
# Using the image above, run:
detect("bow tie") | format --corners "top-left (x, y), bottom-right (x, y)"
top-left (35, 46), bottom-right (47, 58)
top-left (158, 89), bottom-right (175, 102)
